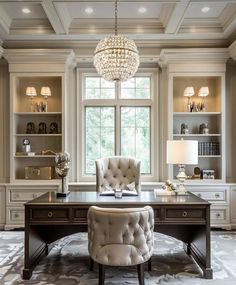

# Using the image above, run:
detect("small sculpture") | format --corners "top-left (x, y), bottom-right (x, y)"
top-left (38, 122), bottom-right (47, 134)
top-left (162, 179), bottom-right (177, 192)
top-left (181, 123), bottom-right (189, 134)
top-left (49, 122), bottom-right (58, 134)
top-left (55, 152), bottom-right (70, 197)
top-left (26, 122), bottom-right (36, 134)
top-left (199, 123), bottom-right (209, 134)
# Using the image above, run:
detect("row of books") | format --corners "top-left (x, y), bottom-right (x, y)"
top-left (198, 142), bottom-right (220, 155)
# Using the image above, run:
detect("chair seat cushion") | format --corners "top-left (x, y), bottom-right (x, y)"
top-left (91, 244), bottom-right (152, 266)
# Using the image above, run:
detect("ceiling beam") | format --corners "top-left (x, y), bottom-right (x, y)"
top-left (164, 0), bottom-right (190, 34)
top-left (41, 0), bottom-right (70, 34)
top-left (0, 6), bottom-right (11, 39)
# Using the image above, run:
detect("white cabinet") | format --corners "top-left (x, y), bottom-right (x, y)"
top-left (230, 185), bottom-right (236, 229)
top-left (0, 186), bottom-right (5, 229)
top-left (5, 184), bottom-right (59, 229)
top-left (189, 185), bottom-right (231, 229)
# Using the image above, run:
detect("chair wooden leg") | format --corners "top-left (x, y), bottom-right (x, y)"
top-left (137, 263), bottom-right (145, 285)
top-left (98, 263), bottom-right (105, 285)
top-left (148, 257), bottom-right (152, 271)
top-left (89, 257), bottom-right (94, 271)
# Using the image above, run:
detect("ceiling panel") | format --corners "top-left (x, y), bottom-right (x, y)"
top-left (0, 2), bottom-right (47, 19)
top-left (66, 1), bottom-right (162, 19)
top-left (185, 2), bottom-right (228, 19)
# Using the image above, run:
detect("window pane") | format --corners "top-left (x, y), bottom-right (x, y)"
top-left (85, 77), bottom-right (115, 99)
top-left (121, 107), bottom-right (151, 174)
top-left (85, 107), bottom-right (115, 174)
top-left (121, 77), bottom-right (151, 99)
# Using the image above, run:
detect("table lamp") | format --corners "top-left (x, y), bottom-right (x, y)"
top-left (183, 86), bottom-right (195, 112)
top-left (40, 86), bottom-right (51, 112)
top-left (167, 139), bottom-right (198, 195)
top-left (198, 86), bottom-right (209, 112)
top-left (26, 87), bottom-right (37, 112)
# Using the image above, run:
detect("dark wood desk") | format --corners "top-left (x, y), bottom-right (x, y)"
top-left (23, 191), bottom-right (212, 280)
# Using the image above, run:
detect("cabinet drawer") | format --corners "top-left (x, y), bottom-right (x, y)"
top-left (10, 191), bottom-right (43, 202)
top-left (165, 208), bottom-right (205, 220)
top-left (194, 191), bottom-right (225, 202)
top-left (211, 209), bottom-right (227, 222)
top-left (7, 208), bottom-right (24, 224)
top-left (30, 208), bottom-right (70, 221)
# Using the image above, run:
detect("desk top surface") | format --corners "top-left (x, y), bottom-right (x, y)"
top-left (26, 191), bottom-right (210, 206)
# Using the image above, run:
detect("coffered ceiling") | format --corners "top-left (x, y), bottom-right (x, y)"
top-left (0, 0), bottom-right (236, 51)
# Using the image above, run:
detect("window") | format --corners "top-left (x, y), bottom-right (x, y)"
top-left (79, 70), bottom-right (158, 181)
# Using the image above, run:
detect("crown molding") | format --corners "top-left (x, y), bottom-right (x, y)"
top-left (159, 48), bottom-right (230, 66)
top-left (229, 40), bottom-right (236, 60)
top-left (3, 49), bottom-right (75, 64)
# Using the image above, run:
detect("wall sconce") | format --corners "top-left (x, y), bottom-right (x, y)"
top-left (183, 86), bottom-right (195, 112)
top-left (26, 87), bottom-right (37, 112)
top-left (40, 86), bottom-right (51, 112)
top-left (167, 139), bottom-right (198, 195)
top-left (198, 86), bottom-right (209, 112)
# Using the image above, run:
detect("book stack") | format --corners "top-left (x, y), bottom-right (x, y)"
top-left (198, 142), bottom-right (220, 155)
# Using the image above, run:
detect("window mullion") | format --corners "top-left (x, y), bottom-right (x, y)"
top-left (116, 82), bottom-right (120, 156)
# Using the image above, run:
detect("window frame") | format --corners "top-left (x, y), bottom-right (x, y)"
top-left (77, 68), bottom-right (159, 182)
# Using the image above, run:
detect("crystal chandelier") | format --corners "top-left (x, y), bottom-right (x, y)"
top-left (94, 0), bottom-right (140, 82)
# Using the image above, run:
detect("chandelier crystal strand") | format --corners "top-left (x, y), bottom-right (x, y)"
top-left (93, 0), bottom-right (140, 82)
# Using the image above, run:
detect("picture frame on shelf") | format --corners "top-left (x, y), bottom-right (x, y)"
top-left (202, 170), bottom-right (215, 179)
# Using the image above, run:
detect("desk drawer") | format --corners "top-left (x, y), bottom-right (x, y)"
top-left (30, 208), bottom-right (70, 221)
top-left (165, 208), bottom-right (205, 220)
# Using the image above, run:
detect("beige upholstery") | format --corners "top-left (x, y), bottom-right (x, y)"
top-left (87, 206), bottom-right (154, 266)
top-left (95, 156), bottom-right (141, 194)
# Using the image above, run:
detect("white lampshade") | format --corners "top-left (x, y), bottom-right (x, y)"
top-left (183, 86), bottom-right (195, 97)
top-left (40, 86), bottom-right (51, 97)
top-left (167, 140), bottom-right (198, 165)
top-left (26, 87), bottom-right (37, 97)
top-left (198, 86), bottom-right (209, 97)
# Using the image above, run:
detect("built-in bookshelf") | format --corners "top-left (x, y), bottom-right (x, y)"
top-left (170, 75), bottom-right (225, 182)
top-left (10, 74), bottom-right (64, 181)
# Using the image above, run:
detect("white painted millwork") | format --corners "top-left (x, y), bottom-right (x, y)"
top-left (188, 185), bottom-right (231, 229)
top-left (3, 49), bottom-right (76, 183)
top-left (230, 185), bottom-right (236, 229)
top-left (5, 184), bottom-right (59, 229)
top-left (0, 186), bottom-right (5, 229)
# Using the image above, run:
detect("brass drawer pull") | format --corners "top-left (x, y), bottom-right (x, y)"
top-left (48, 211), bottom-right (53, 218)
top-left (215, 193), bottom-right (220, 198)
top-left (14, 213), bottom-right (19, 218)
top-left (182, 211), bottom-right (188, 217)
top-left (216, 213), bottom-right (221, 218)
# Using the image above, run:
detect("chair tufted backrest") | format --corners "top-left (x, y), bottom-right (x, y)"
top-left (96, 156), bottom-right (141, 194)
top-left (87, 206), bottom-right (154, 266)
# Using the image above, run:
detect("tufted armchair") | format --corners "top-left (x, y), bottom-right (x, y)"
top-left (95, 156), bottom-right (141, 194)
top-left (87, 205), bottom-right (154, 285)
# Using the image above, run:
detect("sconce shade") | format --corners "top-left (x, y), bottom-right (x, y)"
top-left (167, 140), bottom-right (198, 165)
top-left (40, 87), bottom-right (51, 97)
top-left (183, 86), bottom-right (195, 97)
top-left (198, 86), bottom-right (209, 97)
top-left (26, 87), bottom-right (37, 97)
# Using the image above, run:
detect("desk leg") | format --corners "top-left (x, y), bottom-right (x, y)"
top-left (23, 207), bottom-right (48, 280)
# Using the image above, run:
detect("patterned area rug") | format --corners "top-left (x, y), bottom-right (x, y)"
top-left (0, 231), bottom-right (236, 285)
